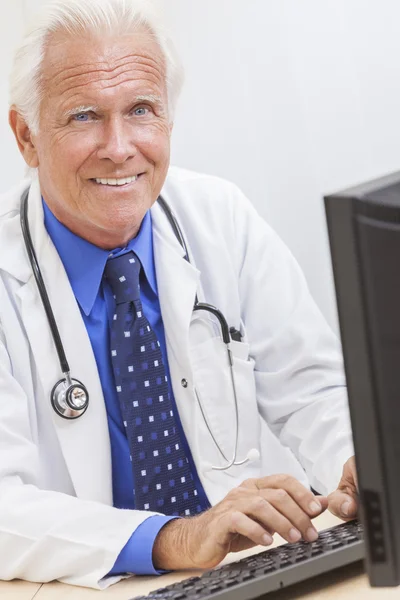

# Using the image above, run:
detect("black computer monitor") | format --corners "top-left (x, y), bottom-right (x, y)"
top-left (325, 171), bottom-right (400, 587)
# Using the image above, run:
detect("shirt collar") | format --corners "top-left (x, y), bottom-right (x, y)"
top-left (43, 199), bottom-right (158, 316)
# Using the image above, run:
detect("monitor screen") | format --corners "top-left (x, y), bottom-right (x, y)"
top-left (325, 171), bottom-right (400, 587)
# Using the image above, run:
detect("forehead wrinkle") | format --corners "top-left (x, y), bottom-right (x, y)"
top-left (46, 52), bottom-right (165, 97)
top-left (54, 69), bottom-right (165, 110)
top-left (98, 67), bottom-right (164, 94)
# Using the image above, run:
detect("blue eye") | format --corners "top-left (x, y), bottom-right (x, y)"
top-left (74, 113), bottom-right (90, 122)
top-left (134, 107), bottom-right (149, 116)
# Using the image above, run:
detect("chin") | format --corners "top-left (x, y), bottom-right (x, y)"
top-left (95, 214), bottom-right (143, 245)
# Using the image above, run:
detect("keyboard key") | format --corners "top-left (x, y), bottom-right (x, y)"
top-left (209, 585), bottom-right (222, 592)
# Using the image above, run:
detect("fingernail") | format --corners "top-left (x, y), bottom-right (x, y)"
top-left (289, 528), bottom-right (301, 542)
top-left (341, 501), bottom-right (351, 516)
top-left (309, 501), bottom-right (321, 514)
top-left (306, 527), bottom-right (318, 542)
top-left (262, 533), bottom-right (273, 546)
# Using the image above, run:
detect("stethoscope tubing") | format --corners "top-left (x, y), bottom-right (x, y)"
top-left (20, 188), bottom-right (70, 375)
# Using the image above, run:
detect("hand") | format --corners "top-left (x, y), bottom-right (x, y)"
top-left (328, 456), bottom-right (358, 520)
top-left (152, 474), bottom-right (328, 571)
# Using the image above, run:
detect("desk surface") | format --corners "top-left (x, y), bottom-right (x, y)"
top-left (4, 512), bottom-right (400, 600)
top-left (0, 580), bottom-right (41, 600)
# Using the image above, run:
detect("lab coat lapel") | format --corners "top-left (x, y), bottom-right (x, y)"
top-left (151, 201), bottom-right (199, 381)
top-left (15, 182), bottom-right (113, 504)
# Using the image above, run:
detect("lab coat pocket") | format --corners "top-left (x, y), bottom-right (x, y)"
top-left (190, 336), bottom-right (261, 478)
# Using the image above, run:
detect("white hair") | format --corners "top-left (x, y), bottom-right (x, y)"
top-left (9, 0), bottom-right (184, 134)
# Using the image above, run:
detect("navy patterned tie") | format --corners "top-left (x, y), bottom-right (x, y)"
top-left (104, 251), bottom-right (205, 516)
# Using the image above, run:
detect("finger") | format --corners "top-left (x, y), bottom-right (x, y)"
top-left (328, 490), bottom-right (358, 520)
top-left (262, 488), bottom-right (319, 542)
top-left (317, 495), bottom-right (329, 512)
top-left (346, 459), bottom-right (358, 491)
top-left (228, 511), bottom-right (274, 547)
top-left (255, 475), bottom-right (326, 518)
top-left (245, 496), bottom-right (305, 544)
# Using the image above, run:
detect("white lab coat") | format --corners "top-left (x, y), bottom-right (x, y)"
top-left (0, 167), bottom-right (353, 589)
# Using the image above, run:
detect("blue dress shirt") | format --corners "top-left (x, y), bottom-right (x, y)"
top-left (42, 200), bottom-right (209, 575)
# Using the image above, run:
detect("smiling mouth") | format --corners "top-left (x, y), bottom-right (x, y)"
top-left (90, 174), bottom-right (142, 187)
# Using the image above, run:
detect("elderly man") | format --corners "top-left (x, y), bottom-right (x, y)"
top-left (1, 0), bottom-right (357, 589)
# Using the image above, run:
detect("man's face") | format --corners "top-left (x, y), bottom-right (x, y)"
top-left (29, 30), bottom-right (171, 248)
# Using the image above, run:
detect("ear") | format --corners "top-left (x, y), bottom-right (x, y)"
top-left (9, 107), bottom-right (39, 168)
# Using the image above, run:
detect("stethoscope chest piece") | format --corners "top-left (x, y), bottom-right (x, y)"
top-left (51, 377), bottom-right (89, 419)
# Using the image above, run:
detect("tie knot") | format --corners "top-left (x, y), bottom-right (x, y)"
top-left (104, 251), bottom-right (141, 304)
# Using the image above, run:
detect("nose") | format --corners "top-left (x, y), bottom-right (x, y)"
top-left (97, 117), bottom-right (136, 163)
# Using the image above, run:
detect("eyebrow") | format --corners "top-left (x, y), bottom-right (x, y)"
top-left (134, 94), bottom-right (163, 105)
top-left (63, 105), bottom-right (99, 119)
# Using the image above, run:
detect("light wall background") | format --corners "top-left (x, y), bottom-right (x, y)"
top-left (5, 0), bottom-right (400, 331)
top-left (0, 2), bottom-right (25, 189)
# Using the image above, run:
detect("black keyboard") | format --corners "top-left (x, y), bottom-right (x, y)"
top-left (131, 520), bottom-right (364, 600)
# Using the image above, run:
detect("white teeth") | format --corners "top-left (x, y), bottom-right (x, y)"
top-left (95, 176), bottom-right (137, 186)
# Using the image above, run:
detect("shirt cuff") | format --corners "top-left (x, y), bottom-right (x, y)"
top-left (109, 515), bottom-right (179, 576)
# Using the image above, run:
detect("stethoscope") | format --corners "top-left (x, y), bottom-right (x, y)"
top-left (20, 187), bottom-right (259, 472)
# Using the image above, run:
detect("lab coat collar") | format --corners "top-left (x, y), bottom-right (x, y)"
top-left (0, 178), bottom-right (44, 283)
